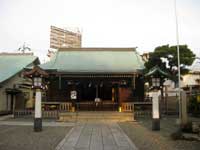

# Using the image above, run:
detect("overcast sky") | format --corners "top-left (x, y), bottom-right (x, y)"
top-left (0, 0), bottom-right (200, 62)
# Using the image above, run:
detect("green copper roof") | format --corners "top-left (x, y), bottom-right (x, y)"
top-left (0, 54), bottom-right (39, 83)
top-left (145, 66), bottom-right (170, 77)
top-left (41, 48), bottom-right (144, 74)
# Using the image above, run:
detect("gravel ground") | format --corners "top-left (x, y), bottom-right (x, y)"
top-left (119, 117), bottom-right (200, 150)
top-left (0, 125), bottom-right (71, 150)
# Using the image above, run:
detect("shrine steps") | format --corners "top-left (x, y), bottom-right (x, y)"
top-left (58, 111), bottom-right (134, 122)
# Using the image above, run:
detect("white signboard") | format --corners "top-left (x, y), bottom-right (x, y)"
top-left (70, 91), bottom-right (77, 99)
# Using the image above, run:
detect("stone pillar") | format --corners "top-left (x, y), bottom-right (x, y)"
top-left (181, 91), bottom-right (188, 126)
top-left (164, 86), bottom-right (168, 114)
top-left (152, 91), bottom-right (160, 130)
top-left (34, 89), bottom-right (42, 132)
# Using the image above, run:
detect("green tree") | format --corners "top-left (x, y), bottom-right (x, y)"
top-left (145, 44), bottom-right (196, 81)
top-left (145, 45), bottom-right (196, 114)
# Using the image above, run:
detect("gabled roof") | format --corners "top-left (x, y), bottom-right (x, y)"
top-left (189, 58), bottom-right (200, 73)
top-left (24, 66), bottom-right (48, 78)
top-left (0, 53), bottom-right (39, 83)
top-left (145, 66), bottom-right (170, 77)
top-left (40, 48), bottom-right (145, 74)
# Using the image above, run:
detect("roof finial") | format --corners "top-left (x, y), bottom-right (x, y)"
top-left (18, 42), bottom-right (32, 53)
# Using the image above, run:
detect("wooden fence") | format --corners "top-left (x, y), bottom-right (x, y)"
top-left (14, 102), bottom-right (152, 118)
top-left (121, 102), bottom-right (152, 118)
top-left (14, 102), bottom-right (72, 118)
top-left (14, 110), bottom-right (33, 117)
top-left (14, 110), bottom-right (59, 119)
top-left (75, 101), bottom-right (118, 111)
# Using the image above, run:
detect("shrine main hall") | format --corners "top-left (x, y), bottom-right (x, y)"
top-left (27, 47), bottom-right (145, 112)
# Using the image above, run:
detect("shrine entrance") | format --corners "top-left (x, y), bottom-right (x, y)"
top-left (75, 83), bottom-right (118, 111)
top-left (78, 84), bottom-right (112, 102)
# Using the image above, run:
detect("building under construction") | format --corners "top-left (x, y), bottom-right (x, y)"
top-left (50, 26), bottom-right (82, 49)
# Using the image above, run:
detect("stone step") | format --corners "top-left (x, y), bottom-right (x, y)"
top-left (58, 111), bottom-right (134, 122)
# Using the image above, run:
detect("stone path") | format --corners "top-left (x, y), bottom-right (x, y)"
top-left (56, 121), bottom-right (138, 150)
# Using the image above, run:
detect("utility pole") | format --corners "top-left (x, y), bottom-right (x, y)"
top-left (174, 0), bottom-right (182, 124)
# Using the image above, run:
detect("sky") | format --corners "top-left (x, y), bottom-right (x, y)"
top-left (0, 0), bottom-right (200, 62)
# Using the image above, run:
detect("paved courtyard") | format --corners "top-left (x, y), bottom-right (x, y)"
top-left (56, 121), bottom-right (138, 150)
top-left (0, 125), bottom-right (71, 150)
top-left (1, 116), bottom-right (200, 150)
top-left (119, 117), bottom-right (200, 150)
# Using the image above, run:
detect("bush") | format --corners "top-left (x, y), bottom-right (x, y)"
top-left (181, 121), bottom-right (193, 133)
top-left (171, 130), bottom-right (184, 140)
top-left (189, 95), bottom-right (200, 116)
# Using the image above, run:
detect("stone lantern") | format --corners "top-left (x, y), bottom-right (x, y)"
top-left (145, 66), bottom-right (170, 131)
top-left (24, 66), bottom-right (48, 132)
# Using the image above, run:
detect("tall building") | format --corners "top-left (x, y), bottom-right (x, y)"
top-left (50, 26), bottom-right (82, 49)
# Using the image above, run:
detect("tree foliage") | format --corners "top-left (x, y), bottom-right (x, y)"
top-left (145, 45), bottom-right (196, 81)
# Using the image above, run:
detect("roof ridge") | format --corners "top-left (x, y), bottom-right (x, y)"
top-left (58, 47), bottom-right (137, 52)
top-left (0, 52), bottom-right (34, 56)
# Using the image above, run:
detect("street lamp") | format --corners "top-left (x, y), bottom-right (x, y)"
top-left (24, 66), bottom-right (48, 132)
top-left (145, 66), bottom-right (170, 130)
top-left (32, 75), bottom-right (44, 132)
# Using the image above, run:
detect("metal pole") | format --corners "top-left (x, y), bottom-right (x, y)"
top-left (174, 0), bottom-right (182, 124)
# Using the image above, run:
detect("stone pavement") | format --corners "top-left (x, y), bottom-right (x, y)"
top-left (56, 121), bottom-right (138, 150)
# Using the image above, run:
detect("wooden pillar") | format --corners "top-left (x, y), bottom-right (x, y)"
top-left (96, 84), bottom-right (99, 98)
top-left (132, 75), bottom-right (136, 89)
top-left (6, 94), bottom-right (9, 111)
top-left (116, 85), bottom-right (119, 103)
top-left (112, 88), bottom-right (115, 102)
top-left (59, 75), bottom-right (61, 90)
top-left (12, 95), bottom-right (16, 117)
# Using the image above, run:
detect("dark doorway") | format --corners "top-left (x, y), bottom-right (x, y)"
top-left (76, 83), bottom-right (116, 111)
top-left (99, 85), bottom-right (112, 100)
top-left (79, 84), bottom-right (112, 101)
top-left (80, 84), bottom-right (96, 101)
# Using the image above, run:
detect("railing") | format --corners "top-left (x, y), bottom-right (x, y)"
top-left (76, 101), bottom-right (118, 111)
top-left (42, 102), bottom-right (72, 112)
top-left (76, 101), bottom-right (94, 111)
top-left (14, 110), bottom-right (34, 118)
top-left (42, 110), bottom-right (58, 118)
top-left (59, 102), bottom-right (72, 112)
top-left (14, 102), bottom-right (72, 118)
top-left (134, 111), bottom-right (152, 117)
top-left (121, 102), bottom-right (134, 112)
top-left (14, 101), bottom-right (152, 118)
top-left (121, 102), bottom-right (152, 118)
top-left (14, 109), bottom-right (59, 118)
